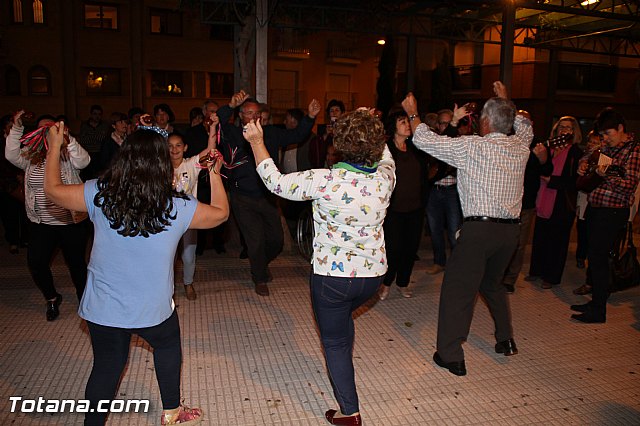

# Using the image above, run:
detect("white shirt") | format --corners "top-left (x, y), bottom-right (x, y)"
top-left (173, 155), bottom-right (200, 196)
top-left (412, 115), bottom-right (533, 219)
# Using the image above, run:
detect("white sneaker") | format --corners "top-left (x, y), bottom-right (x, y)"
top-left (398, 286), bottom-right (412, 298)
top-left (379, 285), bottom-right (390, 300)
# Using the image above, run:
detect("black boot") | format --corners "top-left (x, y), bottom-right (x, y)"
top-left (46, 294), bottom-right (62, 321)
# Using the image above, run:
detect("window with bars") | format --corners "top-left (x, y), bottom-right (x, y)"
top-left (12, 0), bottom-right (23, 23)
top-left (84, 4), bottom-right (118, 29)
top-left (33, 0), bottom-right (43, 24)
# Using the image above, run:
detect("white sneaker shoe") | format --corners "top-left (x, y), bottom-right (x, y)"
top-left (397, 286), bottom-right (412, 298)
top-left (379, 285), bottom-right (390, 300)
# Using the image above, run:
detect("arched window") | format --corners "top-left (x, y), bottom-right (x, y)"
top-left (33, 0), bottom-right (43, 24)
top-left (12, 0), bottom-right (23, 23)
top-left (28, 65), bottom-right (50, 95)
top-left (3, 65), bottom-right (21, 96)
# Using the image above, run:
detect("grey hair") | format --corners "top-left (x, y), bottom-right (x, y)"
top-left (480, 97), bottom-right (516, 134)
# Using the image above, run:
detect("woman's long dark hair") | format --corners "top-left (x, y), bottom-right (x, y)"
top-left (94, 129), bottom-right (188, 237)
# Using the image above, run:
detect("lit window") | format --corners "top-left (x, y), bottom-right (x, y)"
top-left (150, 9), bottom-right (182, 35)
top-left (12, 0), bottom-right (23, 23)
top-left (84, 4), bottom-right (118, 29)
top-left (150, 70), bottom-right (183, 96)
top-left (3, 65), bottom-right (21, 96)
top-left (33, 0), bottom-right (43, 24)
top-left (86, 68), bottom-right (121, 95)
top-left (28, 65), bottom-right (50, 95)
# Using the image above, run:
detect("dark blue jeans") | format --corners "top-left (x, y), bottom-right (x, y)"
top-left (426, 184), bottom-right (462, 266)
top-left (310, 273), bottom-right (382, 415)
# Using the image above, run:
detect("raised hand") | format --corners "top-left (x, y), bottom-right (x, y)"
top-left (493, 81), bottom-right (508, 99)
top-left (243, 119), bottom-right (264, 146)
top-left (452, 104), bottom-right (468, 123)
top-left (401, 93), bottom-right (418, 116)
top-left (47, 121), bottom-right (66, 151)
top-left (308, 99), bottom-right (321, 119)
top-left (229, 90), bottom-right (250, 108)
top-left (13, 110), bottom-right (24, 128)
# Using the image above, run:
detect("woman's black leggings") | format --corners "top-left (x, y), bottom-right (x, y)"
top-left (84, 311), bottom-right (182, 425)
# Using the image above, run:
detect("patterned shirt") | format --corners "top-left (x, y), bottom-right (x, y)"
top-left (256, 147), bottom-right (396, 277)
top-left (587, 135), bottom-right (640, 208)
top-left (412, 115), bottom-right (533, 219)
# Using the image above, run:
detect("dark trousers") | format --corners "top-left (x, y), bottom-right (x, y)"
top-left (84, 311), bottom-right (182, 426)
top-left (27, 221), bottom-right (87, 301)
top-left (383, 208), bottom-right (424, 287)
top-left (426, 184), bottom-right (462, 266)
top-left (310, 273), bottom-right (382, 416)
top-left (0, 191), bottom-right (27, 246)
top-left (529, 210), bottom-right (575, 284)
top-left (576, 218), bottom-right (588, 261)
top-left (437, 221), bottom-right (519, 362)
top-left (503, 208), bottom-right (536, 285)
top-left (230, 192), bottom-right (283, 284)
top-left (586, 207), bottom-right (629, 315)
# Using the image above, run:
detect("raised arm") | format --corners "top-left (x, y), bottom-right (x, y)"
top-left (188, 150), bottom-right (230, 229)
top-left (5, 111), bottom-right (29, 170)
top-left (44, 122), bottom-right (87, 212)
top-left (196, 113), bottom-right (220, 161)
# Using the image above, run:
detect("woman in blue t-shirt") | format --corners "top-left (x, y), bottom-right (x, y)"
top-left (43, 123), bottom-right (229, 425)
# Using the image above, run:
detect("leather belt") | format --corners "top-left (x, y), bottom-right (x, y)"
top-left (464, 216), bottom-right (520, 224)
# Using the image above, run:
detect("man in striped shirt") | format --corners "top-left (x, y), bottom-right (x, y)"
top-left (402, 81), bottom-right (533, 376)
top-left (571, 108), bottom-right (640, 323)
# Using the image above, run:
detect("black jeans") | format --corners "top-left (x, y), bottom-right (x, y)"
top-left (230, 192), bottom-right (283, 284)
top-left (27, 221), bottom-right (87, 301)
top-left (84, 311), bottom-right (182, 426)
top-left (586, 206), bottom-right (629, 315)
top-left (383, 208), bottom-right (424, 286)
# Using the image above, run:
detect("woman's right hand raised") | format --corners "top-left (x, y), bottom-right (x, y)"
top-left (47, 121), bottom-right (66, 151)
top-left (13, 110), bottom-right (24, 128)
top-left (243, 119), bottom-right (264, 146)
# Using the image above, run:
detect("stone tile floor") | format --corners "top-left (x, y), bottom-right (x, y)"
top-left (0, 236), bottom-right (638, 425)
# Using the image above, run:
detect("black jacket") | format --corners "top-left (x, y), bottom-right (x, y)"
top-left (216, 105), bottom-right (315, 197)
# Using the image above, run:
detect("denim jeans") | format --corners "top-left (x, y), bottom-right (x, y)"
top-left (310, 273), bottom-right (382, 415)
top-left (426, 184), bottom-right (462, 266)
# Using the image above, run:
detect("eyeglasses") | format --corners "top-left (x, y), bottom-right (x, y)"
top-left (557, 125), bottom-right (573, 131)
top-left (438, 121), bottom-right (450, 126)
top-left (241, 110), bottom-right (259, 116)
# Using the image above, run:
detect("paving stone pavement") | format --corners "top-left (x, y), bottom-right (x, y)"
top-left (0, 233), bottom-right (638, 425)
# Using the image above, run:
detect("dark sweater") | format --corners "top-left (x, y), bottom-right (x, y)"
top-left (216, 104), bottom-right (315, 197)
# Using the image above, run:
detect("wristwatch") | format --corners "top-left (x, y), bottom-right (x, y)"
top-left (409, 114), bottom-right (418, 122)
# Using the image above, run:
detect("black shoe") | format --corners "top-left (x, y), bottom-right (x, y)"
top-left (195, 247), bottom-right (204, 256)
top-left (570, 302), bottom-right (592, 313)
top-left (214, 245), bottom-right (226, 254)
top-left (433, 352), bottom-right (466, 376)
top-left (239, 249), bottom-right (248, 259)
top-left (571, 312), bottom-right (606, 323)
top-left (495, 338), bottom-right (518, 356)
top-left (46, 294), bottom-right (62, 321)
top-left (254, 283), bottom-right (269, 296)
top-left (504, 284), bottom-right (515, 294)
